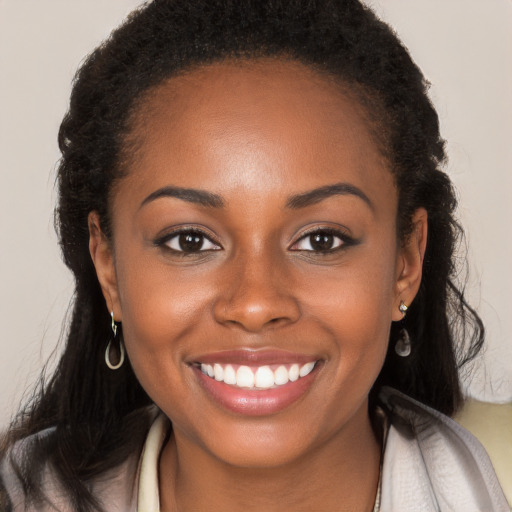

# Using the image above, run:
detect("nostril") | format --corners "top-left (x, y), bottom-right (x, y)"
top-left (212, 295), bottom-right (301, 332)
top-left (212, 270), bottom-right (302, 332)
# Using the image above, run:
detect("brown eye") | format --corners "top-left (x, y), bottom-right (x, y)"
top-left (179, 233), bottom-right (204, 251)
top-left (310, 233), bottom-right (335, 251)
top-left (165, 231), bottom-right (220, 253)
top-left (292, 230), bottom-right (346, 252)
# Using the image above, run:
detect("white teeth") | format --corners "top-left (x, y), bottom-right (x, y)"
top-left (201, 363), bottom-right (215, 378)
top-left (274, 365), bottom-right (289, 386)
top-left (299, 362), bottom-right (315, 378)
top-left (214, 363), bottom-right (224, 381)
top-left (289, 364), bottom-right (300, 382)
top-left (254, 366), bottom-right (275, 389)
top-left (236, 365), bottom-right (255, 388)
top-left (200, 361), bottom-right (317, 389)
top-left (223, 364), bottom-right (236, 385)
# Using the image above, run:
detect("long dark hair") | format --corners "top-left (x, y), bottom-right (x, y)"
top-left (1, 0), bottom-right (484, 510)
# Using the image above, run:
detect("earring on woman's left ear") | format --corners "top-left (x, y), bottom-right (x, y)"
top-left (395, 301), bottom-right (411, 357)
top-left (398, 301), bottom-right (408, 316)
top-left (105, 311), bottom-right (125, 370)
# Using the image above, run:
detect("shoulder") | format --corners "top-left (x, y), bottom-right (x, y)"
top-left (0, 409), bottom-right (158, 512)
top-left (378, 387), bottom-right (509, 512)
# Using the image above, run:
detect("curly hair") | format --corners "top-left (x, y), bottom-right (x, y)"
top-left (1, 1), bottom-right (483, 510)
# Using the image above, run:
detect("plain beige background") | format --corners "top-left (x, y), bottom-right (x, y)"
top-left (1, 0), bottom-right (511, 429)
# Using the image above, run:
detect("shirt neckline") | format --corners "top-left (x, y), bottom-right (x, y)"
top-left (136, 412), bottom-right (385, 512)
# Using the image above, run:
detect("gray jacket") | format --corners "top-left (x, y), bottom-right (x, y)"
top-left (2, 388), bottom-right (509, 511)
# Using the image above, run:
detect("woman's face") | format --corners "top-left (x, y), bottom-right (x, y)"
top-left (91, 59), bottom-right (425, 468)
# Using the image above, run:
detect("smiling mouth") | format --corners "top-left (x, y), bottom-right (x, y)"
top-left (198, 361), bottom-right (317, 390)
top-left (191, 350), bottom-right (321, 415)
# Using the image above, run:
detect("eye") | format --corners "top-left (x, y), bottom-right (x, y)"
top-left (160, 230), bottom-right (221, 253)
top-left (291, 229), bottom-right (351, 252)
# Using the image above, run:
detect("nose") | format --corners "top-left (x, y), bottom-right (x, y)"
top-left (213, 251), bottom-right (301, 332)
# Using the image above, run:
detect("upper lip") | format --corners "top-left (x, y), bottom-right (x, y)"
top-left (190, 349), bottom-right (319, 366)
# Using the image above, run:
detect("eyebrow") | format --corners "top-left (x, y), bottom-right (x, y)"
top-left (140, 186), bottom-right (224, 209)
top-left (285, 182), bottom-right (373, 210)
top-left (139, 182), bottom-right (372, 211)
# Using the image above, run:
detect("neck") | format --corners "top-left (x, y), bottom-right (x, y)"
top-left (159, 404), bottom-right (381, 512)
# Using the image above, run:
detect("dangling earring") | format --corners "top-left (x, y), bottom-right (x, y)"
top-left (105, 311), bottom-right (125, 370)
top-left (395, 301), bottom-right (411, 357)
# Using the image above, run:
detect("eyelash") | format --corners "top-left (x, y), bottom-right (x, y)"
top-left (154, 228), bottom-right (222, 256)
top-left (290, 227), bottom-right (357, 254)
top-left (154, 226), bottom-right (356, 256)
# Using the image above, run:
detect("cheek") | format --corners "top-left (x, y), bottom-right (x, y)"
top-left (300, 247), bottom-right (397, 377)
top-left (303, 244), bottom-right (397, 323)
top-left (116, 241), bottom-right (216, 332)
top-left (113, 253), bottom-right (219, 398)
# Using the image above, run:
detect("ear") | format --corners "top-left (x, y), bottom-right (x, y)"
top-left (392, 208), bottom-right (428, 321)
top-left (88, 211), bottom-right (122, 322)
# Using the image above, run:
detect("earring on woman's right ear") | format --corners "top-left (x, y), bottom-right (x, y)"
top-left (105, 311), bottom-right (125, 370)
top-left (395, 301), bottom-right (411, 357)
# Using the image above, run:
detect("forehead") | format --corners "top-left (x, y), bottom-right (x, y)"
top-left (118, 58), bottom-right (395, 211)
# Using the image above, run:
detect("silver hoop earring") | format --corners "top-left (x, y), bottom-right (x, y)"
top-left (111, 310), bottom-right (117, 337)
top-left (395, 328), bottom-right (411, 357)
top-left (105, 311), bottom-right (125, 370)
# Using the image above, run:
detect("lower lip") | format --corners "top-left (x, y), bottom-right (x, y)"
top-left (194, 365), bottom-right (319, 416)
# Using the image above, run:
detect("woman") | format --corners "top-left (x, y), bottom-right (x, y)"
top-left (1, 0), bottom-right (508, 510)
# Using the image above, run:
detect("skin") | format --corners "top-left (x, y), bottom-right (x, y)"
top-left (89, 59), bottom-right (427, 511)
